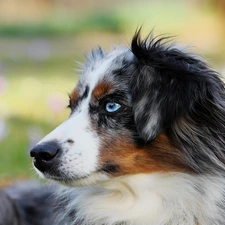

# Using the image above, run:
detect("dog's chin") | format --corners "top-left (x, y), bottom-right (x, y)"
top-left (37, 170), bottom-right (109, 187)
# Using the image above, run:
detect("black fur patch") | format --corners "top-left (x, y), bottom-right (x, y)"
top-left (130, 29), bottom-right (225, 174)
top-left (100, 163), bottom-right (120, 174)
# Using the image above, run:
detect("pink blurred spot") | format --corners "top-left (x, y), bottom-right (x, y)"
top-left (47, 93), bottom-right (66, 112)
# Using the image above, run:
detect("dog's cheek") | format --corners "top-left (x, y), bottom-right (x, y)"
top-left (97, 133), bottom-right (135, 176)
top-left (97, 132), bottom-right (192, 177)
top-left (97, 132), bottom-right (161, 177)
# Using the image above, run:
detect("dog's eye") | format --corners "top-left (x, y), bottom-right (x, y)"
top-left (105, 102), bottom-right (121, 113)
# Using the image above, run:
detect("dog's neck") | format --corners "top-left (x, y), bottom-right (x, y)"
top-left (55, 173), bottom-right (225, 225)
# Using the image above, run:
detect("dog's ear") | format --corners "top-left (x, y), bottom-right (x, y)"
top-left (130, 29), bottom-right (220, 141)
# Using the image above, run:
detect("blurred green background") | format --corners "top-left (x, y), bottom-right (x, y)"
top-left (1, 0), bottom-right (225, 186)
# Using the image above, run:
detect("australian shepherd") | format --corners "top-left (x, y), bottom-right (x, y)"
top-left (26, 29), bottom-right (225, 225)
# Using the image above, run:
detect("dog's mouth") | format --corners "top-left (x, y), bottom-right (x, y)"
top-left (32, 162), bottom-right (94, 186)
top-left (42, 171), bottom-right (108, 187)
top-left (44, 173), bottom-right (89, 182)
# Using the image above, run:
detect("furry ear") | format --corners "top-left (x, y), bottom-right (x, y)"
top-left (130, 29), bottom-right (220, 141)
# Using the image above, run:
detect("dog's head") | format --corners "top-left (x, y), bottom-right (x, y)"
top-left (30, 30), bottom-right (225, 186)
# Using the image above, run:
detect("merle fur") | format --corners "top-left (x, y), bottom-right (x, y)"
top-left (131, 29), bottom-right (225, 174)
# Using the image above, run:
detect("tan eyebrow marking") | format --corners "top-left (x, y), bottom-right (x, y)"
top-left (91, 81), bottom-right (113, 102)
top-left (69, 87), bottom-right (80, 103)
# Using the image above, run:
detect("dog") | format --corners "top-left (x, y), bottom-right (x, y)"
top-left (28, 29), bottom-right (225, 225)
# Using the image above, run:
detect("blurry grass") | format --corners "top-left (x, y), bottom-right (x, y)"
top-left (1, 0), bottom-right (225, 61)
top-left (0, 118), bottom-right (46, 178)
top-left (0, 61), bottom-right (78, 181)
top-left (0, 11), bottom-right (123, 37)
top-left (0, 1), bottom-right (213, 37)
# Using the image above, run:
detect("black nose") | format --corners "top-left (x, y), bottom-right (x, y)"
top-left (30, 141), bottom-right (60, 161)
top-left (30, 141), bottom-right (60, 172)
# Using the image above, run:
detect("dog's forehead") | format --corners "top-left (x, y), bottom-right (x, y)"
top-left (78, 46), bottom-right (133, 91)
top-left (69, 47), bottom-right (134, 105)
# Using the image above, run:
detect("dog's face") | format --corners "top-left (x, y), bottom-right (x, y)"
top-left (31, 47), bottom-right (145, 185)
top-left (31, 30), bottom-right (225, 186)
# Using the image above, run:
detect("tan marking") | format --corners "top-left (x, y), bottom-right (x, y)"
top-left (91, 81), bottom-right (113, 102)
top-left (69, 87), bottom-right (80, 104)
top-left (99, 132), bottom-right (191, 176)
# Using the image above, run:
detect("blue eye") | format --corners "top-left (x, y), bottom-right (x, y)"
top-left (105, 102), bottom-right (121, 113)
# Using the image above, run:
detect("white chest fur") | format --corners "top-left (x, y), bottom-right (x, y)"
top-left (55, 173), bottom-right (225, 225)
